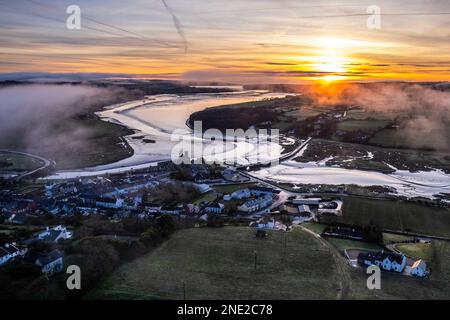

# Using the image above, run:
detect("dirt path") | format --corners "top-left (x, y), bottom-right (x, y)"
top-left (299, 225), bottom-right (351, 300)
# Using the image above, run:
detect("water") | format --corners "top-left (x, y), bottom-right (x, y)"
top-left (44, 89), bottom-right (450, 201)
top-left (46, 90), bottom-right (288, 179)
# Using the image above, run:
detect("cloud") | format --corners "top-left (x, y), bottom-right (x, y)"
top-left (161, 0), bottom-right (188, 52)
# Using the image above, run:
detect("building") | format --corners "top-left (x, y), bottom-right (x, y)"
top-left (254, 219), bottom-right (275, 229)
top-left (34, 250), bottom-right (64, 274)
top-left (3, 212), bottom-right (27, 225)
top-left (95, 196), bottom-right (123, 209)
top-left (358, 251), bottom-right (406, 273)
top-left (251, 218), bottom-right (288, 231)
top-left (79, 193), bottom-right (97, 206)
top-left (249, 186), bottom-right (278, 197)
top-left (159, 206), bottom-right (182, 215)
top-left (318, 200), bottom-right (343, 216)
top-left (411, 259), bottom-right (427, 277)
top-left (37, 225), bottom-right (73, 243)
top-left (142, 202), bottom-right (161, 213)
top-left (0, 243), bottom-right (28, 266)
top-left (228, 188), bottom-right (251, 200)
top-left (238, 195), bottom-right (272, 213)
top-left (292, 197), bottom-right (322, 206)
top-left (298, 204), bottom-right (312, 215)
top-left (40, 198), bottom-right (60, 215)
top-left (204, 202), bottom-right (224, 214)
top-left (222, 169), bottom-right (249, 182)
top-left (195, 184), bottom-right (212, 194)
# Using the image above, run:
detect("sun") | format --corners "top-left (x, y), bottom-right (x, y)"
top-left (321, 75), bottom-right (345, 82)
top-left (310, 55), bottom-right (348, 82)
top-left (309, 37), bottom-right (357, 82)
top-left (312, 55), bottom-right (346, 73)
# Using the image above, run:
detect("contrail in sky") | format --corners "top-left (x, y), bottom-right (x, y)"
top-left (161, 0), bottom-right (188, 52)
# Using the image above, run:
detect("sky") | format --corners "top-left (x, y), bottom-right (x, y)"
top-left (0, 0), bottom-right (449, 83)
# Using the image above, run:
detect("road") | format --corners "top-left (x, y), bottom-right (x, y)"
top-left (0, 149), bottom-right (54, 180)
top-left (236, 137), bottom-right (312, 195)
top-left (235, 136), bottom-right (311, 171)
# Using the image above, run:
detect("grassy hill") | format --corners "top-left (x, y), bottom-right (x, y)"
top-left (89, 226), bottom-right (345, 300)
top-left (89, 226), bottom-right (450, 300)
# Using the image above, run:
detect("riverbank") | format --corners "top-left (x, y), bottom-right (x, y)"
top-left (46, 90), bottom-right (291, 179)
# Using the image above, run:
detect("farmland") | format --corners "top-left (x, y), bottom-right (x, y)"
top-left (90, 227), bottom-right (344, 299)
top-left (320, 196), bottom-right (450, 238)
top-left (0, 152), bottom-right (44, 172)
top-left (89, 226), bottom-right (450, 300)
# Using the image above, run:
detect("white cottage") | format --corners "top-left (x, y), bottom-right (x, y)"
top-left (411, 259), bottom-right (427, 277)
top-left (34, 250), bottom-right (64, 274)
top-left (358, 251), bottom-right (406, 273)
top-left (0, 243), bottom-right (28, 265)
top-left (37, 225), bottom-right (73, 243)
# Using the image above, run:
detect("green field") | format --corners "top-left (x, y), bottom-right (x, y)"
top-left (192, 191), bottom-right (217, 205)
top-left (50, 117), bottom-right (134, 170)
top-left (0, 116), bottom-right (133, 171)
top-left (301, 222), bottom-right (327, 235)
top-left (382, 232), bottom-right (414, 245)
top-left (345, 109), bottom-right (400, 121)
top-left (396, 243), bottom-right (434, 261)
top-left (212, 183), bottom-right (256, 194)
top-left (320, 196), bottom-right (450, 238)
top-left (369, 128), bottom-right (450, 151)
top-left (337, 119), bottom-right (390, 133)
top-left (90, 227), bottom-right (345, 299)
top-left (0, 152), bottom-right (44, 172)
top-left (326, 238), bottom-right (383, 253)
top-left (89, 226), bottom-right (450, 300)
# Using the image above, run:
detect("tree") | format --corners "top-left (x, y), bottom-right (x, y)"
top-left (362, 221), bottom-right (382, 243)
top-left (140, 227), bottom-right (161, 247)
top-left (156, 214), bottom-right (176, 238)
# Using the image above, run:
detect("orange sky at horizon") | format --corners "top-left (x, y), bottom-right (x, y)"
top-left (0, 0), bottom-right (449, 83)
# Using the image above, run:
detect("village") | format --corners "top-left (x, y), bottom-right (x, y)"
top-left (0, 158), bottom-right (431, 285)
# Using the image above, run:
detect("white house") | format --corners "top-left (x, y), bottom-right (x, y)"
top-left (159, 206), bottom-right (182, 215)
top-left (195, 184), bottom-right (212, 194)
top-left (252, 218), bottom-right (288, 231)
top-left (292, 197), bottom-right (322, 206)
top-left (358, 251), bottom-right (406, 273)
top-left (204, 203), bottom-right (224, 214)
top-left (222, 169), bottom-right (247, 182)
top-left (298, 204), bottom-right (312, 215)
top-left (249, 186), bottom-right (275, 197)
top-left (142, 203), bottom-right (161, 213)
top-left (238, 195), bottom-right (272, 213)
top-left (0, 243), bottom-right (28, 265)
top-left (390, 254), bottom-right (407, 272)
top-left (37, 225), bottom-right (73, 243)
top-left (229, 188), bottom-right (251, 200)
top-left (411, 259), bottom-right (427, 277)
top-left (255, 219), bottom-right (275, 230)
top-left (95, 196), bottom-right (124, 209)
top-left (34, 250), bottom-right (64, 274)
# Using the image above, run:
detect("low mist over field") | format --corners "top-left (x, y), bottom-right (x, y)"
top-left (303, 82), bottom-right (450, 151)
top-left (0, 84), bottom-right (132, 168)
